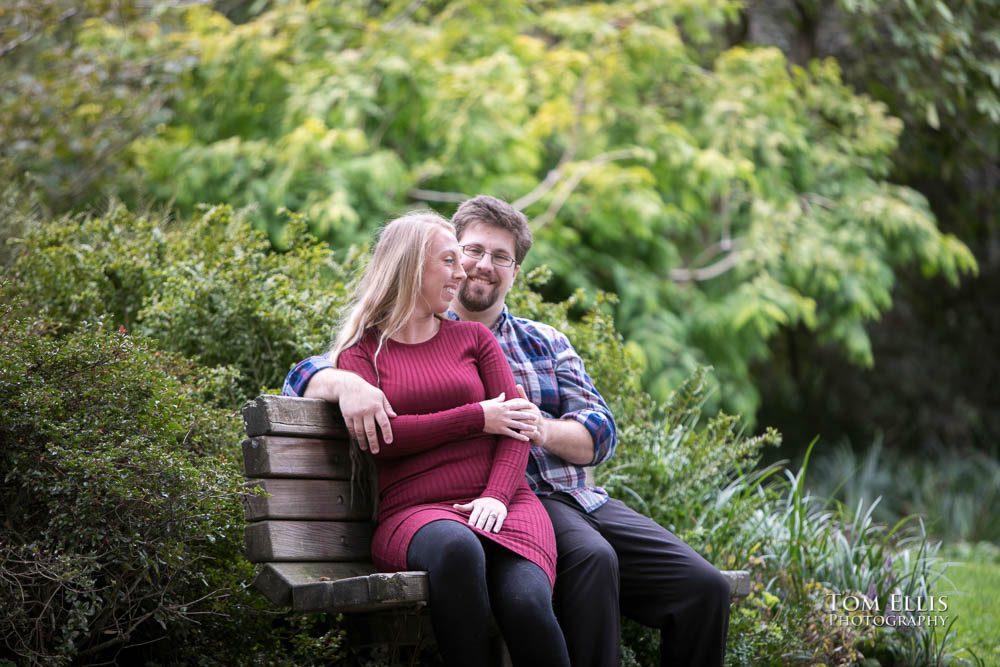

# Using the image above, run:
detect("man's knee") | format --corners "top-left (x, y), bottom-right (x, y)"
top-left (686, 563), bottom-right (731, 613)
top-left (557, 537), bottom-right (619, 603)
top-left (565, 534), bottom-right (618, 573)
top-left (705, 567), bottom-right (732, 608)
top-left (586, 537), bottom-right (619, 574)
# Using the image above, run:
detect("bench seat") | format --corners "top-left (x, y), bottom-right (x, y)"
top-left (256, 563), bottom-right (429, 613)
top-left (256, 562), bottom-right (750, 614)
top-left (241, 395), bottom-right (750, 617)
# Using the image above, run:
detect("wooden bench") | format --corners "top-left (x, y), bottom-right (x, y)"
top-left (240, 395), bottom-right (750, 653)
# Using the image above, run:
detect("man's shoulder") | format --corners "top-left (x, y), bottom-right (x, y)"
top-left (507, 313), bottom-right (570, 346)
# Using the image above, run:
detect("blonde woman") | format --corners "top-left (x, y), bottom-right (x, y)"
top-left (330, 212), bottom-right (569, 666)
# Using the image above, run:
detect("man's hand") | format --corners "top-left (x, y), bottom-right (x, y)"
top-left (479, 392), bottom-right (538, 441)
top-left (454, 496), bottom-right (508, 533)
top-left (304, 369), bottom-right (396, 453)
top-left (515, 384), bottom-right (596, 465)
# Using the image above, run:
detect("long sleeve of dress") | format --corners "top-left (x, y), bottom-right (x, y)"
top-left (337, 345), bottom-right (486, 458)
top-left (473, 324), bottom-right (529, 506)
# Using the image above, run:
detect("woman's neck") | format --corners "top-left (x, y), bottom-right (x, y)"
top-left (391, 311), bottom-right (440, 344)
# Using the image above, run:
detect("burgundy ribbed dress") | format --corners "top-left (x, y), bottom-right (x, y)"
top-left (337, 318), bottom-right (557, 586)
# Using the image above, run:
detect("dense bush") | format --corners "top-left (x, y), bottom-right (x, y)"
top-left (1, 204), bottom-right (365, 663)
top-left (0, 296), bottom-right (367, 666)
top-left (0, 299), bottom-right (244, 664)
top-left (6, 204), bottom-right (351, 402)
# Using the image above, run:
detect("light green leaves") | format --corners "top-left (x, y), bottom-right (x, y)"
top-left (4, 0), bottom-right (978, 420)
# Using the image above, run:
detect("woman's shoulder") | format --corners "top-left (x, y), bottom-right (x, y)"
top-left (441, 317), bottom-right (490, 339)
top-left (340, 329), bottom-right (379, 356)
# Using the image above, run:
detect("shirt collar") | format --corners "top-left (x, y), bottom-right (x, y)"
top-left (446, 304), bottom-right (510, 334)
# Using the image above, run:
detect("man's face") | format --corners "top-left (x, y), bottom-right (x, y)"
top-left (456, 222), bottom-right (520, 312)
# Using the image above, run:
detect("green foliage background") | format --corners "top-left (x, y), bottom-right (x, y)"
top-left (2, 0), bottom-right (983, 422)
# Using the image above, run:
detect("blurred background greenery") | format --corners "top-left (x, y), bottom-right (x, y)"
top-left (1, 0), bottom-right (996, 665)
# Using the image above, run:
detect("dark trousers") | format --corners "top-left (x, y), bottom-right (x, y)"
top-left (407, 520), bottom-right (570, 667)
top-left (541, 495), bottom-right (730, 667)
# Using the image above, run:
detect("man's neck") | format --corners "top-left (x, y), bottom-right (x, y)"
top-left (451, 300), bottom-right (505, 329)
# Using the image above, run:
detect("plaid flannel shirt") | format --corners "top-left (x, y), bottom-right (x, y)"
top-left (282, 306), bottom-right (617, 512)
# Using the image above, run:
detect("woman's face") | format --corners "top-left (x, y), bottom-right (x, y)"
top-left (419, 227), bottom-right (466, 315)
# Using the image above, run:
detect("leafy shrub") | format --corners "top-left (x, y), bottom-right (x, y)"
top-left (136, 205), bottom-right (353, 399)
top-left (0, 181), bottom-right (44, 271)
top-left (7, 203), bottom-right (352, 403)
top-left (720, 444), bottom-right (958, 666)
top-left (5, 203), bottom-right (168, 333)
top-left (0, 298), bottom-right (245, 664)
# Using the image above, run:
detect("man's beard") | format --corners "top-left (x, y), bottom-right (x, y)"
top-left (457, 276), bottom-right (500, 312)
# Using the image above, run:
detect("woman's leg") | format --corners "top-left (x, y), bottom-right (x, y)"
top-left (486, 546), bottom-right (570, 667)
top-left (406, 520), bottom-right (493, 666)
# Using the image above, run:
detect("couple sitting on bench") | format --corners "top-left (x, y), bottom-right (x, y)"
top-left (282, 195), bottom-right (731, 666)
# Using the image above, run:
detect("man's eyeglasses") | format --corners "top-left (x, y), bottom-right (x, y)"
top-left (460, 245), bottom-right (517, 268)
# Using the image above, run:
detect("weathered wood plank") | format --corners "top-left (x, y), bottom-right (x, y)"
top-left (255, 561), bottom-right (750, 609)
top-left (242, 436), bottom-right (353, 479)
top-left (253, 562), bottom-right (379, 606)
top-left (244, 520), bottom-right (373, 562)
top-left (294, 571), bottom-right (429, 613)
top-left (242, 395), bottom-right (349, 439)
top-left (244, 479), bottom-right (372, 521)
top-left (723, 570), bottom-right (751, 598)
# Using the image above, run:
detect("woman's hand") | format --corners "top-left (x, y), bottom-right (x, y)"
top-left (479, 392), bottom-right (539, 441)
top-left (454, 496), bottom-right (508, 533)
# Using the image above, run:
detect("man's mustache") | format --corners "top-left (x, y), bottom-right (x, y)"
top-left (463, 273), bottom-right (496, 284)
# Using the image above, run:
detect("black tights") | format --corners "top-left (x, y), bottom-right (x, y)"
top-left (407, 520), bottom-right (569, 667)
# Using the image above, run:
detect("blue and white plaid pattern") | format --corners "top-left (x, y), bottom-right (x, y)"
top-left (282, 307), bottom-right (617, 512)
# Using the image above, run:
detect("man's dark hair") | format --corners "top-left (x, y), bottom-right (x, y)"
top-left (451, 195), bottom-right (533, 264)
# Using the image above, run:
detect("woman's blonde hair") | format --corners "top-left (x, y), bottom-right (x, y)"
top-left (329, 211), bottom-right (456, 374)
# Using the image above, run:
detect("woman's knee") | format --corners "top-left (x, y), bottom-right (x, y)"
top-left (491, 561), bottom-right (555, 618)
top-left (408, 520), bottom-right (485, 575)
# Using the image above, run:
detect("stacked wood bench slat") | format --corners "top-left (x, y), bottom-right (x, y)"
top-left (240, 394), bottom-right (751, 618)
top-left (242, 395), bottom-right (429, 615)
